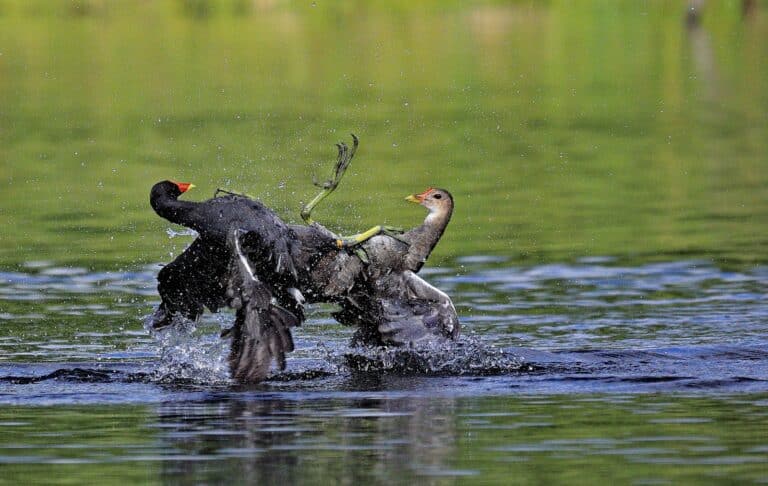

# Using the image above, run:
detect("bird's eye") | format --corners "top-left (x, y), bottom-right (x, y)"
top-left (433, 194), bottom-right (442, 199)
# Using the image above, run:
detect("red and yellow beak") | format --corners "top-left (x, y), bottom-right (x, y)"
top-left (405, 187), bottom-right (433, 204)
top-left (172, 181), bottom-right (195, 193)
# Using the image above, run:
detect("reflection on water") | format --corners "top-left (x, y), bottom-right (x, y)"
top-left (0, 394), bottom-right (766, 483)
top-left (154, 397), bottom-right (462, 483)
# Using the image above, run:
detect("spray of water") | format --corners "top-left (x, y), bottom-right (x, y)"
top-left (165, 227), bottom-right (198, 239)
top-left (333, 335), bottom-right (527, 376)
top-left (144, 312), bottom-right (231, 384)
top-left (143, 304), bottom-right (526, 383)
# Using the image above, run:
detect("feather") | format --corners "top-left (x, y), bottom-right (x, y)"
top-left (224, 229), bottom-right (300, 383)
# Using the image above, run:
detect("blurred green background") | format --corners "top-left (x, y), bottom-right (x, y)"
top-left (1, 0), bottom-right (766, 270)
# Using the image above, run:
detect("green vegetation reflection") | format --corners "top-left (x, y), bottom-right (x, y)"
top-left (1, 1), bottom-right (767, 270)
top-left (0, 393), bottom-right (766, 484)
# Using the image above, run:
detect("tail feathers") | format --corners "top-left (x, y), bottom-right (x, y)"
top-left (228, 306), bottom-right (273, 383)
top-left (227, 303), bottom-right (299, 383)
top-left (224, 228), bottom-right (303, 383)
top-left (267, 304), bottom-right (298, 369)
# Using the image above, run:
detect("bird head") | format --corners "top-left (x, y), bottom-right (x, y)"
top-left (405, 187), bottom-right (453, 213)
top-left (150, 181), bottom-right (195, 210)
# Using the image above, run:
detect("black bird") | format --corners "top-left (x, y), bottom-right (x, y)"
top-left (148, 136), bottom-right (459, 382)
top-left (149, 180), bottom-right (308, 383)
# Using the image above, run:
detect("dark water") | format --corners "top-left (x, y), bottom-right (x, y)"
top-left (2, 1), bottom-right (768, 483)
top-left (1, 259), bottom-right (767, 483)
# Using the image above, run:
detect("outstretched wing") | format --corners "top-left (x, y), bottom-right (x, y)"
top-left (150, 237), bottom-right (229, 330)
top-left (376, 271), bottom-right (460, 345)
top-left (225, 230), bottom-right (302, 383)
top-left (336, 270), bottom-right (460, 346)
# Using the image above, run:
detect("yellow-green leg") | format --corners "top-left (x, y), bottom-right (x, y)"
top-left (335, 225), bottom-right (408, 249)
top-left (299, 135), bottom-right (408, 262)
top-left (334, 225), bottom-right (408, 263)
top-left (301, 134), bottom-right (358, 225)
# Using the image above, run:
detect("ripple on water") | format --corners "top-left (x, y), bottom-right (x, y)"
top-left (0, 258), bottom-right (765, 397)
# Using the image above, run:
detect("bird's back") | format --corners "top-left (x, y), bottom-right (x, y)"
top-left (182, 195), bottom-right (281, 238)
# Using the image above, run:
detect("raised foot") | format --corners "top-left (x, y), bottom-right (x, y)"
top-left (316, 133), bottom-right (358, 191)
top-left (301, 134), bottom-right (359, 224)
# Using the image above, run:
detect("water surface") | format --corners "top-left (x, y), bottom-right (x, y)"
top-left (1, 259), bottom-right (767, 483)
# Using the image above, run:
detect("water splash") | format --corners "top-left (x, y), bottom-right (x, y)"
top-left (144, 313), bottom-right (231, 384)
top-left (166, 227), bottom-right (198, 239)
top-left (337, 335), bottom-right (527, 375)
top-left (140, 310), bottom-right (526, 383)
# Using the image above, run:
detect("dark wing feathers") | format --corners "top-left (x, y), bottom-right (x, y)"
top-left (225, 229), bottom-right (300, 383)
top-left (153, 194), bottom-right (304, 384)
top-left (152, 238), bottom-right (229, 329)
top-left (230, 198), bottom-right (300, 281)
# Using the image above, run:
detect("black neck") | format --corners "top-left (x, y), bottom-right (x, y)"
top-left (150, 182), bottom-right (197, 227)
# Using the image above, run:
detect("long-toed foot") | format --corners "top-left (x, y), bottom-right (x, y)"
top-left (301, 134), bottom-right (359, 224)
